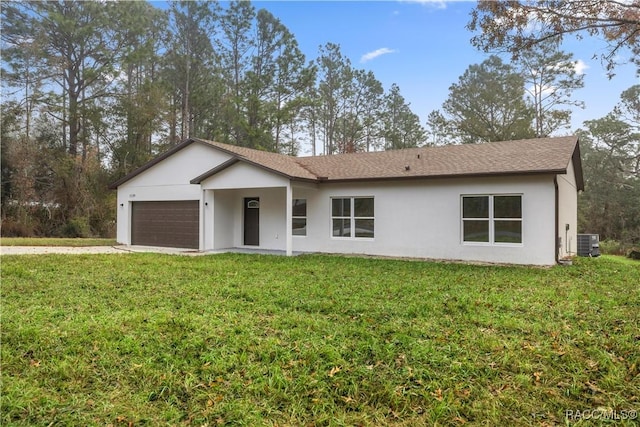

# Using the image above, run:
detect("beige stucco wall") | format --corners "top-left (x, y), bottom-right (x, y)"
top-left (292, 176), bottom-right (558, 265)
top-left (115, 143), bottom-right (232, 246)
top-left (206, 187), bottom-right (287, 251)
top-left (557, 160), bottom-right (579, 258)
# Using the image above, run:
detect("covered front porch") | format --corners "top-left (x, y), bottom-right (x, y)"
top-left (202, 247), bottom-right (305, 256)
top-left (196, 159), bottom-right (315, 256)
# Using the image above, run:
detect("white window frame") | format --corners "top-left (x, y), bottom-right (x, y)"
top-left (292, 198), bottom-right (307, 237)
top-left (330, 196), bottom-right (375, 240)
top-left (461, 194), bottom-right (523, 246)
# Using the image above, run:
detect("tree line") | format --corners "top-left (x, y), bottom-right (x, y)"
top-left (464, 0), bottom-right (640, 248)
top-left (1, 0), bottom-right (425, 237)
top-left (1, 0), bottom-right (638, 247)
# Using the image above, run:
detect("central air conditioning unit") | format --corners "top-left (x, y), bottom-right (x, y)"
top-left (577, 234), bottom-right (600, 257)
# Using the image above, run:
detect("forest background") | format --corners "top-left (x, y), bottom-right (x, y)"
top-left (1, 1), bottom-right (638, 251)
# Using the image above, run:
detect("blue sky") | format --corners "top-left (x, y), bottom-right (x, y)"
top-left (253, 0), bottom-right (639, 134)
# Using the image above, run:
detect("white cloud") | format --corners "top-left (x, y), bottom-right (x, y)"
top-left (361, 48), bottom-right (396, 63)
top-left (574, 59), bottom-right (589, 75)
top-left (400, 0), bottom-right (447, 9)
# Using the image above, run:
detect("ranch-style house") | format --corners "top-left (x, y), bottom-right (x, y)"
top-left (110, 136), bottom-right (583, 266)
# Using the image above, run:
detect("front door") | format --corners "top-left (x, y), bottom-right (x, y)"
top-left (243, 197), bottom-right (259, 246)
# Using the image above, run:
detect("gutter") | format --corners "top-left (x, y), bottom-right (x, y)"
top-left (315, 169), bottom-right (567, 184)
top-left (554, 176), bottom-right (559, 264)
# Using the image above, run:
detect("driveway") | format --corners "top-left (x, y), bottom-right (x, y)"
top-left (0, 246), bottom-right (206, 256)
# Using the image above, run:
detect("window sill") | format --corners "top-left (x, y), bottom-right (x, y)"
top-left (462, 241), bottom-right (523, 247)
top-left (331, 237), bottom-right (375, 241)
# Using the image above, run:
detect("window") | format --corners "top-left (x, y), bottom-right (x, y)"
top-left (292, 199), bottom-right (307, 236)
top-left (493, 195), bottom-right (522, 243)
top-left (462, 195), bottom-right (522, 244)
top-left (332, 197), bottom-right (374, 238)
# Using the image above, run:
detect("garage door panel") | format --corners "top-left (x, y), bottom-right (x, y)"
top-left (131, 201), bottom-right (199, 249)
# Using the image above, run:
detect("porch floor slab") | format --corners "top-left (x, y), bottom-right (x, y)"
top-left (205, 248), bottom-right (304, 256)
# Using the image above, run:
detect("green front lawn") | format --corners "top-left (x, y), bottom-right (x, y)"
top-left (1, 237), bottom-right (117, 247)
top-left (2, 254), bottom-right (638, 425)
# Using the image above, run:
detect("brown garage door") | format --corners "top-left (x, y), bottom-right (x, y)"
top-left (131, 201), bottom-right (199, 249)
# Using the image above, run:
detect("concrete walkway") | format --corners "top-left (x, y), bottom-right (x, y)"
top-left (0, 245), bottom-right (206, 256)
top-left (0, 246), bottom-right (300, 256)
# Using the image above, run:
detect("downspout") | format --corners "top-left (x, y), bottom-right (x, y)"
top-left (554, 177), bottom-right (559, 264)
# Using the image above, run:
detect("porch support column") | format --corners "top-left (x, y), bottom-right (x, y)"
top-left (204, 189), bottom-right (215, 251)
top-left (199, 189), bottom-right (206, 251)
top-left (285, 182), bottom-right (293, 256)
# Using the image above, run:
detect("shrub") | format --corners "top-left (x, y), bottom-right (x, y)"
top-left (58, 217), bottom-right (91, 238)
top-left (598, 239), bottom-right (628, 255)
top-left (0, 217), bottom-right (34, 237)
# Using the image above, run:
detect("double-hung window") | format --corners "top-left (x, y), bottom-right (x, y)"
top-left (292, 199), bottom-right (307, 236)
top-left (331, 197), bottom-right (374, 238)
top-left (462, 195), bottom-right (522, 244)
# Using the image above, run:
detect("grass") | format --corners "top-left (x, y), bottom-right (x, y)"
top-left (2, 254), bottom-right (639, 426)
top-left (601, 254), bottom-right (640, 266)
top-left (1, 237), bottom-right (117, 247)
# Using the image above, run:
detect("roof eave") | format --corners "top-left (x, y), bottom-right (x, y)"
top-left (190, 157), bottom-right (240, 184)
top-left (315, 169), bottom-right (567, 184)
top-left (572, 138), bottom-right (585, 191)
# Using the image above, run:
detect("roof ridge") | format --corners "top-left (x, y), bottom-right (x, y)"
top-left (196, 135), bottom-right (577, 160)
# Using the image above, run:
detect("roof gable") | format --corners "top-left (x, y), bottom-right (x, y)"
top-left (193, 158), bottom-right (291, 189)
top-left (109, 139), bottom-right (205, 189)
top-left (193, 139), bottom-right (318, 181)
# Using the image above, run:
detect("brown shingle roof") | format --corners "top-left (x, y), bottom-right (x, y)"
top-left (112, 136), bottom-right (583, 190)
top-left (193, 139), bottom-right (318, 181)
top-left (297, 136), bottom-right (580, 181)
